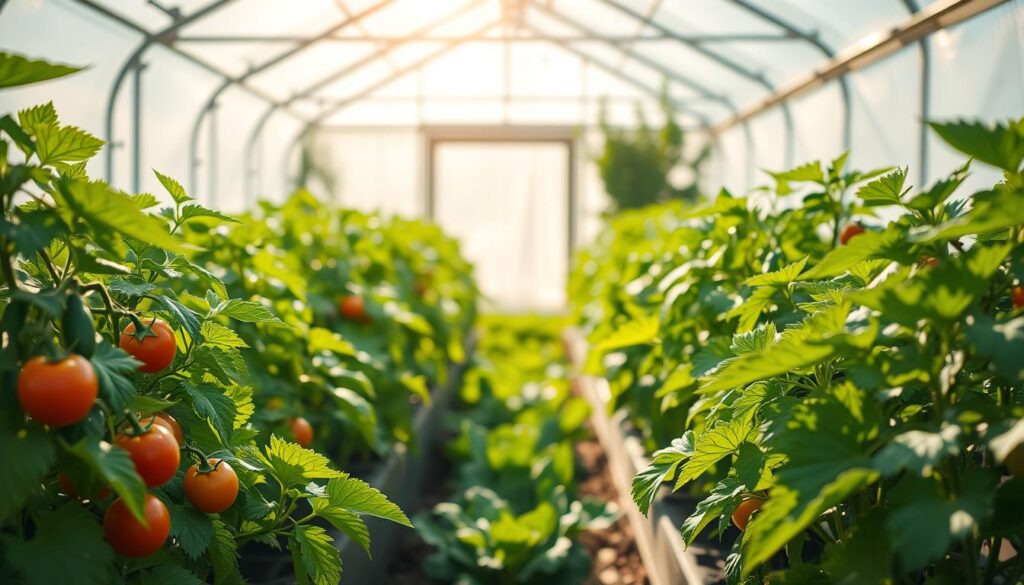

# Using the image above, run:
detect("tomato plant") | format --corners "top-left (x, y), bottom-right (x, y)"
top-left (0, 52), bottom-right (418, 584)
top-left (573, 118), bottom-right (1024, 582)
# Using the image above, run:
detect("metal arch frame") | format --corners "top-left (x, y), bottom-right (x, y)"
top-left (242, 0), bottom-right (486, 203)
top-left (900, 0), bottom-right (932, 184)
top-left (525, 1), bottom-right (756, 190)
top-left (187, 0), bottom-right (394, 202)
top-left (175, 32), bottom-right (795, 43)
top-left (591, 0), bottom-right (795, 176)
top-left (70, 0), bottom-right (309, 193)
top-left (727, 0), bottom-right (852, 160)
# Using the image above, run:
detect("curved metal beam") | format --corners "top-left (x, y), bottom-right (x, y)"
top-left (189, 0), bottom-right (394, 195)
top-left (900, 0), bottom-right (931, 184)
top-left (97, 0), bottom-right (235, 184)
top-left (728, 0), bottom-right (851, 159)
top-left (243, 0), bottom-right (485, 202)
top-left (587, 0), bottom-right (783, 182)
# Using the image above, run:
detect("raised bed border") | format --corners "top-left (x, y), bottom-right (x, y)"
top-left (563, 327), bottom-right (706, 585)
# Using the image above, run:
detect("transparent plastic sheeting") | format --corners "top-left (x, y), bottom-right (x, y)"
top-left (1, 0), bottom-right (1022, 310)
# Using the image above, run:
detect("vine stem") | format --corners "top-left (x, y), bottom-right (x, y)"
top-left (38, 248), bottom-right (61, 284)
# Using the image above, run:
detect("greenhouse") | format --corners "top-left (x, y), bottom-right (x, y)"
top-left (0, 0), bottom-right (1022, 583)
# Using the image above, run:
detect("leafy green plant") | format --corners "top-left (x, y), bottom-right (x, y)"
top-left (0, 52), bottom-right (413, 585)
top-left (574, 116), bottom-right (1024, 582)
top-left (416, 315), bottom-right (615, 585)
top-left (596, 91), bottom-right (709, 210)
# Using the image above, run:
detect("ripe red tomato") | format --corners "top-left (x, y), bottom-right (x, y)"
top-left (839, 223), bottom-right (866, 246)
top-left (58, 472), bottom-right (110, 501)
top-left (1013, 286), bottom-right (1024, 310)
top-left (103, 494), bottom-right (171, 557)
top-left (919, 256), bottom-right (939, 268)
top-left (17, 355), bottom-right (98, 426)
top-left (732, 497), bottom-right (764, 531)
top-left (142, 412), bottom-right (183, 445)
top-left (184, 458), bottom-right (239, 513)
top-left (115, 425), bottom-right (180, 487)
top-left (1005, 443), bottom-right (1024, 478)
top-left (338, 295), bottom-right (372, 324)
top-left (290, 417), bottom-right (314, 448)
top-left (120, 318), bottom-right (176, 373)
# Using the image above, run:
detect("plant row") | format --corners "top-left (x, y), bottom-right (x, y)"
top-left (416, 314), bottom-right (616, 584)
top-left (572, 117), bottom-right (1024, 582)
top-left (0, 53), bottom-right (475, 585)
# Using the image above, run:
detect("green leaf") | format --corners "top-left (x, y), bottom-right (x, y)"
top-left (17, 102), bottom-right (57, 134)
top-left (90, 341), bottom-right (141, 413)
top-left (208, 518), bottom-right (244, 585)
top-left (801, 229), bottom-right (908, 280)
top-left (679, 476), bottom-right (746, 545)
top-left (226, 384), bottom-right (255, 429)
top-left (34, 124), bottom-right (104, 166)
top-left (170, 504), bottom-right (214, 560)
top-left (856, 167), bottom-right (909, 207)
top-left (632, 432), bottom-right (694, 515)
top-left (590, 315), bottom-right (659, 355)
top-left (965, 313), bottom-right (1024, 383)
top-left (140, 564), bottom-right (205, 585)
top-left (63, 436), bottom-right (147, 521)
top-left (324, 474), bottom-right (412, 526)
top-left (200, 320), bottom-right (248, 349)
top-left (292, 525), bottom-right (342, 585)
top-left (675, 420), bottom-right (753, 487)
top-left (873, 426), bottom-right (961, 477)
top-left (256, 435), bottom-right (344, 488)
top-left (743, 257), bottom-right (807, 287)
top-left (885, 472), bottom-right (993, 570)
top-left (212, 298), bottom-right (283, 324)
top-left (186, 383), bottom-right (237, 443)
top-left (192, 345), bottom-right (246, 385)
top-left (180, 203), bottom-right (239, 225)
top-left (312, 502), bottom-right (370, 555)
top-left (152, 294), bottom-right (202, 343)
top-left (0, 53), bottom-right (83, 88)
top-left (911, 187), bottom-right (1024, 243)
top-left (57, 179), bottom-right (187, 252)
top-left (726, 286), bottom-right (776, 334)
top-left (0, 425), bottom-right (56, 521)
top-left (2, 503), bottom-right (114, 585)
top-left (107, 276), bottom-right (157, 298)
top-left (929, 118), bottom-right (1024, 173)
top-left (308, 327), bottom-right (356, 356)
top-left (0, 208), bottom-right (64, 255)
top-left (742, 469), bottom-right (877, 576)
top-left (328, 387), bottom-right (378, 447)
top-left (153, 170), bottom-right (191, 204)
top-left (769, 161), bottom-right (824, 195)
top-left (730, 322), bottom-right (776, 355)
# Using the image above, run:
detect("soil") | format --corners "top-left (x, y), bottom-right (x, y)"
top-left (576, 438), bottom-right (650, 585)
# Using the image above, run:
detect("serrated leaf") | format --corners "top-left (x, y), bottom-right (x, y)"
top-left (679, 476), bottom-right (746, 545)
top-left (257, 435), bottom-right (344, 488)
top-left (856, 167), bottom-right (909, 206)
top-left (632, 432), bottom-right (694, 515)
top-left (192, 345), bottom-right (246, 385)
top-left (169, 256), bottom-right (228, 300)
top-left (743, 257), bottom-right (807, 287)
top-left (17, 102), bottom-right (57, 134)
top-left (2, 503), bottom-right (114, 585)
top-left (311, 502), bottom-right (370, 555)
top-left (151, 294), bottom-right (202, 343)
top-left (309, 327), bottom-right (356, 356)
top-left (590, 315), bottom-right (659, 355)
top-left (34, 123), bottom-right (104, 166)
top-left (63, 436), bottom-right (147, 521)
top-left (200, 321), bottom-right (248, 349)
top-left (292, 525), bottom-right (342, 585)
top-left (225, 384), bottom-right (254, 429)
top-left (153, 169), bottom-right (191, 204)
top-left (107, 276), bottom-right (157, 298)
top-left (730, 322), bottom-right (776, 355)
top-left (140, 564), bottom-right (205, 585)
top-left (324, 474), bottom-right (412, 527)
top-left (170, 504), bottom-right (214, 560)
top-left (0, 208), bottom-right (64, 255)
top-left (90, 341), bottom-right (141, 413)
top-left (873, 425), bottom-right (960, 477)
top-left (801, 229), bottom-right (908, 280)
top-left (929, 118), bottom-right (1024, 173)
top-left (0, 425), bottom-right (56, 521)
top-left (180, 203), bottom-right (239, 225)
top-left (208, 518), bottom-right (244, 585)
top-left (186, 383), bottom-right (237, 444)
top-left (213, 299), bottom-right (283, 324)
top-left (675, 420), bottom-right (753, 488)
top-left (57, 179), bottom-right (187, 252)
top-left (0, 53), bottom-right (83, 88)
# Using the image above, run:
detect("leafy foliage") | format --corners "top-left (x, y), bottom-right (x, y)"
top-left (572, 117), bottom-right (1024, 582)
